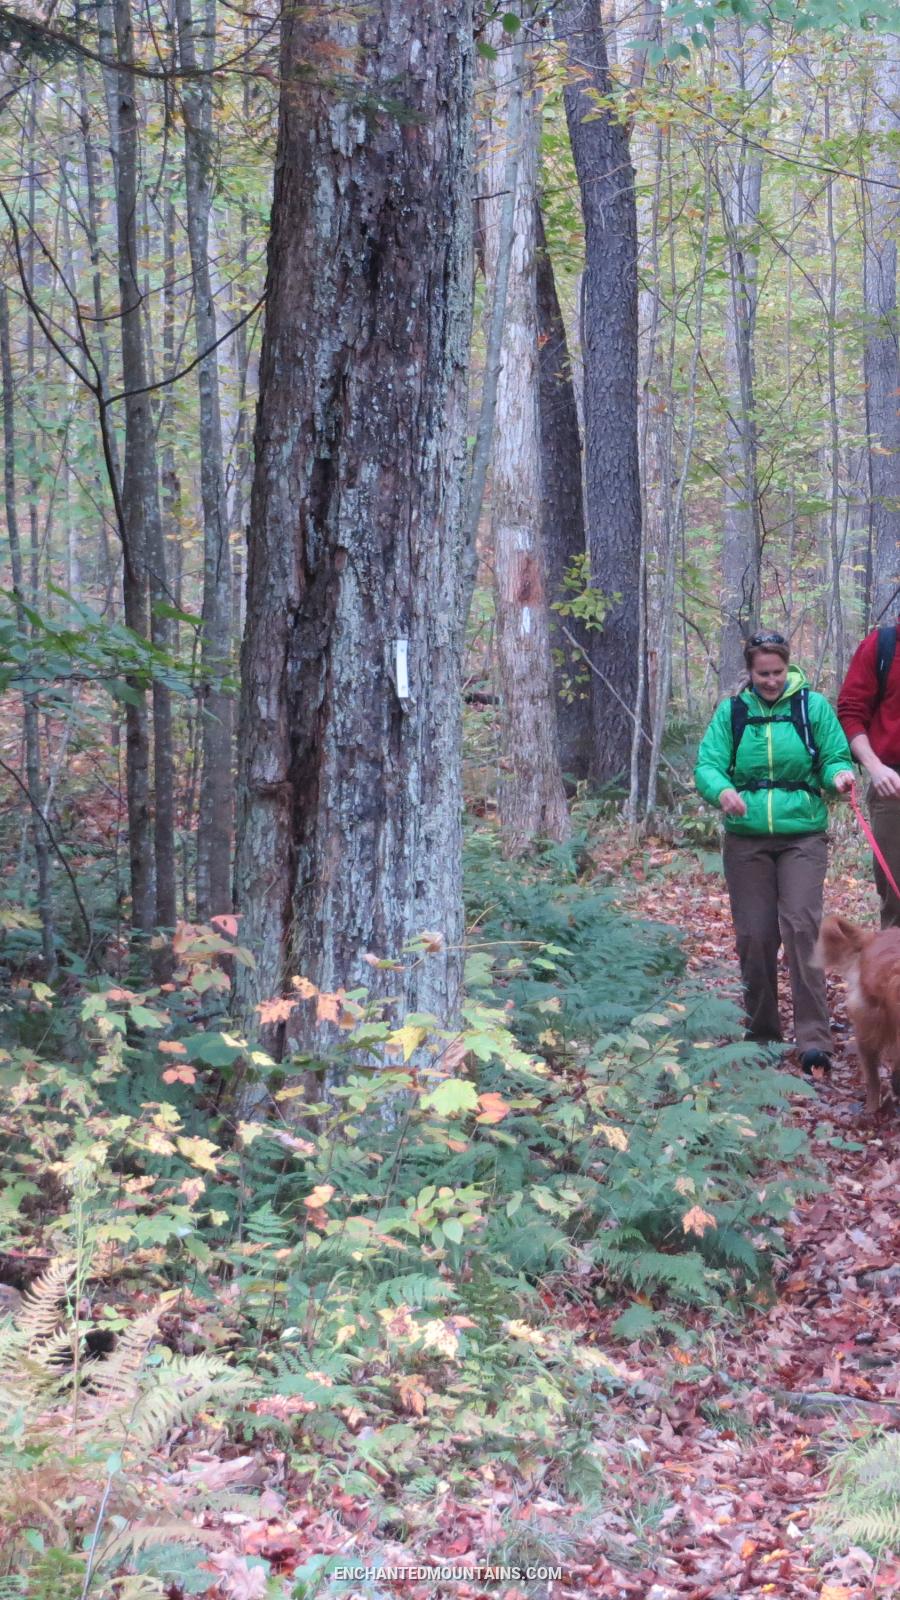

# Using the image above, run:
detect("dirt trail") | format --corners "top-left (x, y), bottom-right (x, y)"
top-left (588, 844), bottom-right (900, 1600)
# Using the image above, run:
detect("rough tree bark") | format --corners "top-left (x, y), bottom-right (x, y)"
top-left (556, 0), bottom-right (644, 790)
top-left (863, 40), bottom-right (900, 623)
top-left (536, 204), bottom-right (592, 786)
top-left (716, 19), bottom-right (771, 688)
top-left (482, 40), bottom-right (568, 851)
top-left (176, 0), bottom-right (233, 919)
top-left (234, 0), bottom-right (473, 1044)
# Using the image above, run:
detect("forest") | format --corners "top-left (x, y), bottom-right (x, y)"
top-left (1, 0), bottom-right (900, 1595)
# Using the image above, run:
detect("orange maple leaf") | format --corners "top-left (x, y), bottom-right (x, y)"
top-left (682, 1205), bottom-right (717, 1237)
top-left (162, 1064), bottom-right (197, 1085)
top-left (257, 996), bottom-right (296, 1025)
top-left (476, 1091), bottom-right (511, 1124)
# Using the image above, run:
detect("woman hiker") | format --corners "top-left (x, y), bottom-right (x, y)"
top-left (695, 630), bottom-right (855, 1072)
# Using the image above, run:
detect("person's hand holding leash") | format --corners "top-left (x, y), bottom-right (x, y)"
top-left (719, 787), bottom-right (747, 817)
top-left (833, 769), bottom-right (855, 798)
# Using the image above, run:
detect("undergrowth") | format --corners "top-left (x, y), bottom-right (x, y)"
top-left (0, 832), bottom-right (813, 1593)
top-left (817, 1430), bottom-right (900, 1557)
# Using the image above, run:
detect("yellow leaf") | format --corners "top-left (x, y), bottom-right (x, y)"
top-left (290, 975), bottom-right (317, 997)
top-left (304, 1183), bottom-right (335, 1209)
top-left (387, 1023), bottom-right (429, 1061)
top-left (594, 1123), bottom-right (629, 1151)
top-left (176, 1135), bottom-right (220, 1173)
top-left (819, 1588), bottom-right (853, 1600)
top-left (504, 1319), bottom-right (548, 1347)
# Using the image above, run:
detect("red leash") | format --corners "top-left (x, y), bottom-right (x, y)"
top-left (849, 778), bottom-right (900, 902)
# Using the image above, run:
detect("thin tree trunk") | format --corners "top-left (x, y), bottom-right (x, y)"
top-left (716, 18), bottom-right (771, 688)
top-left (646, 136), bottom-right (712, 814)
top-left (234, 0), bottom-right (474, 1052)
top-left (481, 39), bottom-right (568, 852)
top-left (0, 282), bottom-right (56, 976)
top-left (536, 205), bottom-right (592, 785)
top-left (176, 0), bottom-right (233, 919)
top-left (824, 87), bottom-right (845, 681)
top-left (863, 40), bottom-right (900, 623)
top-left (461, 25), bottom-right (527, 626)
top-left (556, 0), bottom-right (645, 791)
top-left (111, 0), bottom-right (168, 940)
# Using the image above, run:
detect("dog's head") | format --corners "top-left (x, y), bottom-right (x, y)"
top-left (815, 914), bottom-right (874, 974)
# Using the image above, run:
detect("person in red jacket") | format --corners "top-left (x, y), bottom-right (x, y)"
top-left (837, 621), bottom-right (900, 926)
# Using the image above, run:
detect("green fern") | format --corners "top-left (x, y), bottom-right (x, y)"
top-left (368, 1272), bottom-right (455, 1309)
top-left (818, 1431), bottom-right (900, 1556)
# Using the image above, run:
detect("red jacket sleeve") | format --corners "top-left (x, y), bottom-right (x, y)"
top-left (837, 631), bottom-right (879, 743)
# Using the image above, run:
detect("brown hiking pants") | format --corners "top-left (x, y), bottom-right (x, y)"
top-left (722, 830), bottom-right (831, 1053)
top-left (867, 787), bottom-right (900, 928)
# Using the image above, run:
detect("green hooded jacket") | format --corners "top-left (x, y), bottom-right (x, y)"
top-left (694, 665), bottom-right (853, 837)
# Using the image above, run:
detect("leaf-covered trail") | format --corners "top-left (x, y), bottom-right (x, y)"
top-left (587, 840), bottom-right (900, 1600)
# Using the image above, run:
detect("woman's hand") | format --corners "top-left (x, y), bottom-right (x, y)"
top-left (719, 787), bottom-right (747, 817)
top-left (832, 769), bottom-right (855, 798)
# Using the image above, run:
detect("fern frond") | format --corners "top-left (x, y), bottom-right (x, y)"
top-left (14, 1259), bottom-right (73, 1348)
top-left (126, 1357), bottom-right (250, 1453)
top-left (368, 1273), bottom-right (454, 1310)
top-left (78, 1299), bottom-right (170, 1411)
top-left (98, 1516), bottom-right (226, 1567)
top-left (104, 1579), bottom-right (165, 1600)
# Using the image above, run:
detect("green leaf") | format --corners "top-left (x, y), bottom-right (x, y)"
top-left (422, 1078), bottom-right (479, 1116)
top-left (186, 1031), bottom-right (245, 1067)
top-left (128, 1005), bottom-right (167, 1029)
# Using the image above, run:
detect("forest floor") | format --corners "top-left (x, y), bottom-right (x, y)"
top-left (547, 830), bottom-right (900, 1600)
top-left (202, 830), bottom-right (900, 1600)
top-left (9, 827), bottom-right (897, 1600)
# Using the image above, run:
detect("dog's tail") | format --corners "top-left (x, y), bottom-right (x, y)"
top-left (815, 914), bottom-right (871, 973)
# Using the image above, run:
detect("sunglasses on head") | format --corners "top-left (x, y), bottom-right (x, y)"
top-left (747, 631), bottom-right (787, 648)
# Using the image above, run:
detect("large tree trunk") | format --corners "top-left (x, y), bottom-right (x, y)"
top-left (482, 41), bottom-right (568, 851)
top-left (234, 0), bottom-right (473, 1045)
top-left (176, 0), bottom-right (233, 920)
top-left (556, 0), bottom-right (644, 790)
top-left (536, 205), bottom-right (592, 786)
top-left (863, 40), bottom-right (900, 623)
top-left (716, 19), bottom-right (771, 688)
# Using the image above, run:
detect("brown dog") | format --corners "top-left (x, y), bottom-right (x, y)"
top-left (816, 915), bottom-right (900, 1112)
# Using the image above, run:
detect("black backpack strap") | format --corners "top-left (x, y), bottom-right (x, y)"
top-left (876, 624), bottom-right (897, 700)
top-left (729, 696), bottom-right (749, 776)
top-left (790, 686), bottom-right (818, 764)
